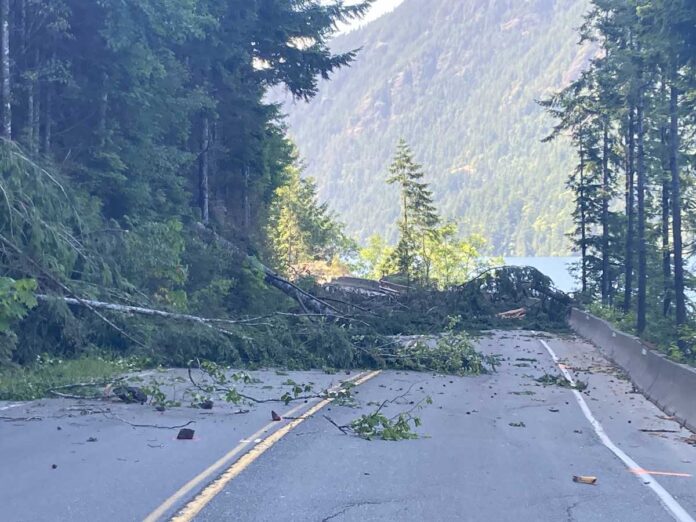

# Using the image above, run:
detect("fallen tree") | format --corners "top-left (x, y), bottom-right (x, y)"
top-left (36, 295), bottom-right (260, 331)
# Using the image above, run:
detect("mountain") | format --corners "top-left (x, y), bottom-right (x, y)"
top-left (278, 0), bottom-right (592, 256)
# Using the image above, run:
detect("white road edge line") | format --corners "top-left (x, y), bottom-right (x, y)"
top-left (538, 338), bottom-right (695, 522)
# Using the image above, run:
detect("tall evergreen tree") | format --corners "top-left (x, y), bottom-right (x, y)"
top-left (386, 139), bottom-right (439, 285)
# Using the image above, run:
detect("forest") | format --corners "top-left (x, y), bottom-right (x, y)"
top-left (542, 0), bottom-right (696, 358)
top-left (0, 0), bottom-right (382, 384)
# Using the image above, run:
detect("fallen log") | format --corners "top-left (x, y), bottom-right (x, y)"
top-left (36, 294), bottom-right (254, 328)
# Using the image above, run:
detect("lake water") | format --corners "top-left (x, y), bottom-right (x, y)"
top-left (504, 257), bottom-right (580, 294)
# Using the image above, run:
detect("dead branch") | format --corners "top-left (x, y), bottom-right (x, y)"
top-left (50, 390), bottom-right (104, 400)
top-left (315, 295), bottom-right (380, 315)
top-left (186, 365), bottom-right (324, 404)
top-left (323, 414), bottom-right (350, 434)
top-left (103, 413), bottom-right (195, 430)
top-left (1, 415), bottom-right (42, 422)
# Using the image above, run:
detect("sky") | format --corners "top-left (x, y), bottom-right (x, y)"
top-left (339, 0), bottom-right (405, 33)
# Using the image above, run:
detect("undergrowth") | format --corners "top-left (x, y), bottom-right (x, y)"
top-left (587, 303), bottom-right (695, 366)
top-left (0, 354), bottom-right (147, 401)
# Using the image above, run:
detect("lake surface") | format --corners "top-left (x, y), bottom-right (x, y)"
top-left (504, 256), bottom-right (580, 293)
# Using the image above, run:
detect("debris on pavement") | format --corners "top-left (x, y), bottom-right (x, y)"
top-left (496, 308), bottom-right (526, 319)
top-left (176, 428), bottom-right (195, 440)
top-left (198, 399), bottom-right (214, 410)
top-left (271, 410), bottom-right (282, 421)
top-left (573, 475), bottom-right (597, 485)
top-left (111, 385), bottom-right (148, 405)
top-left (509, 421), bottom-right (526, 428)
top-left (535, 373), bottom-right (587, 391)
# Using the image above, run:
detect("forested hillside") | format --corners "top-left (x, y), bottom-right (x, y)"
top-left (281, 0), bottom-right (593, 255)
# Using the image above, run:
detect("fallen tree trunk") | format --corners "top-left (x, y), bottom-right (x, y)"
top-left (36, 294), bottom-right (255, 328)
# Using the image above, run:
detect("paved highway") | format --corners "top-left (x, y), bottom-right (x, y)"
top-left (1, 331), bottom-right (695, 521)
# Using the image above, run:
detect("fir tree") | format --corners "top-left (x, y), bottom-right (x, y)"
top-left (386, 139), bottom-right (439, 285)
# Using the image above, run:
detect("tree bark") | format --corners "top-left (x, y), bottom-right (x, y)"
top-left (623, 107), bottom-right (635, 312)
top-left (601, 121), bottom-right (610, 304)
top-left (1, 0), bottom-right (11, 139)
top-left (19, 0), bottom-right (30, 148)
top-left (659, 81), bottom-right (671, 317)
top-left (42, 74), bottom-right (51, 153)
top-left (579, 139), bottom-right (588, 295)
top-left (98, 73), bottom-right (109, 148)
top-left (670, 79), bottom-right (686, 347)
top-left (37, 295), bottom-right (252, 328)
top-left (198, 116), bottom-right (210, 224)
top-left (636, 85), bottom-right (647, 334)
top-left (661, 173), bottom-right (671, 316)
top-left (243, 164), bottom-right (251, 233)
top-left (32, 49), bottom-right (39, 153)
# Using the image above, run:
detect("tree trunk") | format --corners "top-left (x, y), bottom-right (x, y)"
top-left (243, 165), bottom-right (251, 234)
top-left (32, 49), bottom-right (39, 153)
top-left (661, 173), bottom-right (671, 316)
top-left (37, 295), bottom-right (251, 330)
top-left (670, 80), bottom-right (686, 347)
top-left (1, 0), bottom-right (11, 139)
top-left (19, 0), bottom-right (29, 148)
top-left (26, 77), bottom-right (33, 150)
top-left (42, 75), bottom-right (51, 153)
top-left (579, 139), bottom-right (588, 295)
top-left (659, 82), bottom-right (671, 317)
top-left (636, 85), bottom-right (647, 334)
top-left (198, 116), bottom-right (210, 224)
top-left (98, 73), bottom-right (109, 148)
top-left (601, 121), bottom-right (610, 304)
top-left (623, 108), bottom-right (635, 312)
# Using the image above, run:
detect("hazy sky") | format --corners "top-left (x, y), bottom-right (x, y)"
top-left (340, 0), bottom-right (405, 32)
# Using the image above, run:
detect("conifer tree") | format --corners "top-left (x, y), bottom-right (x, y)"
top-left (386, 139), bottom-right (439, 285)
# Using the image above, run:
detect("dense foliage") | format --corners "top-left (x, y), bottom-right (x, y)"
top-left (279, 0), bottom-right (592, 256)
top-left (267, 163), bottom-right (353, 280)
top-left (542, 0), bottom-right (696, 356)
top-left (0, 0), bottom-right (373, 364)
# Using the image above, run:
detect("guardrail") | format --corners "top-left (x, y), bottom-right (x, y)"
top-left (569, 308), bottom-right (696, 432)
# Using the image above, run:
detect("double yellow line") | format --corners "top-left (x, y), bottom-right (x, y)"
top-left (144, 370), bottom-right (382, 522)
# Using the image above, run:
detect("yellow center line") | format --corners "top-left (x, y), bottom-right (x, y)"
top-left (143, 369), bottom-right (382, 522)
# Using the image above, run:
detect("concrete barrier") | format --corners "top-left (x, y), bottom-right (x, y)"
top-left (569, 308), bottom-right (696, 432)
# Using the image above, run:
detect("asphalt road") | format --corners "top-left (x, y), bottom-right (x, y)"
top-left (1, 331), bottom-right (695, 522)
